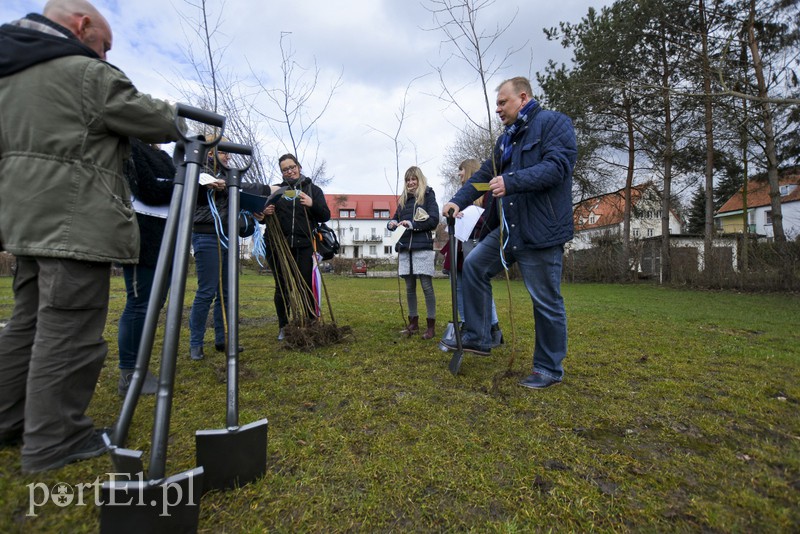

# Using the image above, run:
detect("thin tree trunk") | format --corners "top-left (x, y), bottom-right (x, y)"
top-left (700, 0), bottom-right (715, 269)
top-left (622, 91), bottom-right (635, 279)
top-left (748, 0), bottom-right (785, 243)
top-left (659, 30), bottom-right (673, 284)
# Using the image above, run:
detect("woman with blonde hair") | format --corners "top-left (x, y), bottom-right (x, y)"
top-left (388, 166), bottom-right (440, 339)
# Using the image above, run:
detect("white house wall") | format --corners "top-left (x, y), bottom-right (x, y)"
top-left (329, 218), bottom-right (396, 259)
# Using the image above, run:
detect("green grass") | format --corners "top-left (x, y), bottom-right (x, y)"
top-left (1, 274), bottom-right (799, 532)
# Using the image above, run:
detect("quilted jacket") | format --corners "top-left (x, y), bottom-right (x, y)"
top-left (389, 187), bottom-right (440, 252)
top-left (450, 102), bottom-right (577, 250)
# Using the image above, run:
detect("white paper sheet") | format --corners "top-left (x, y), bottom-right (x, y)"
top-left (454, 205), bottom-right (484, 242)
top-left (199, 172), bottom-right (217, 185)
top-left (132, 197), bottom-right (170, 219)
top-left (390, 226), bottom-right (406, 247)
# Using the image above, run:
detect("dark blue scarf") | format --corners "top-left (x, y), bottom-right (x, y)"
top-left (498, 99), bottom-right (539, 166)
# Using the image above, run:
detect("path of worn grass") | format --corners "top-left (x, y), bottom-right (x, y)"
top-left (0, 274), bottom-right (798, 532)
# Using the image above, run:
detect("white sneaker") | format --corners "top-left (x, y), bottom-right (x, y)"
top-left (277, 327), bottom-right (285, 341)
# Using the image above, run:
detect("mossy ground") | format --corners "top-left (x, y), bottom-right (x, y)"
top-left (0, 274), bottom-right (798, 532)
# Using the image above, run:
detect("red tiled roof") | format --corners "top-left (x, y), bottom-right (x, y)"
top-left (573, 184), bottom-right (650, 230)
top-left (325, 194), bottom-right (400, 219)
top-left (717, 174), bottom-right (800, 214)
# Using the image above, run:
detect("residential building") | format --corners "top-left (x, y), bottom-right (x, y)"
top-left (714, 173), bottom-right (800, 240)
top-left (324, 194), bottom-right (400, 259)
top-left (570, 182), bottom-right (682, 251)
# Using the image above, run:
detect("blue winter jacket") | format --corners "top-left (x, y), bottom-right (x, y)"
top-left (450, 103), bottom-right (577, 251)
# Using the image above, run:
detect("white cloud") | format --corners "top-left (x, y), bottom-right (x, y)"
top-left (1, 0), bottom-right (606, 204)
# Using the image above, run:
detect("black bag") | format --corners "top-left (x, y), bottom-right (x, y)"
top-left (314, 223), bottom-right (339, 260)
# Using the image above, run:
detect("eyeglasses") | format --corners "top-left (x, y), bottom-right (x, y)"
top-left (280, 164), bottom-right (298, 174)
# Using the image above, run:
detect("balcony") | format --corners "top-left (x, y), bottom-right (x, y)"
top-left (352, 236), bottom-right (384, 243)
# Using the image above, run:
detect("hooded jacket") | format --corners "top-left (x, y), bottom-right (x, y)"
top-left (0, 14), bottom-right (179, 263)
top-left (125, 139), bottom-right (176, 268)
top-left (271, 175), bottom-right (330, 249)
top-left (450, 102), bottom-right (577, 250)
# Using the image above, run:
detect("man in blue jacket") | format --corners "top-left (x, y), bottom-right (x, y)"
top-left (442, 76), bottom-right (577, 389)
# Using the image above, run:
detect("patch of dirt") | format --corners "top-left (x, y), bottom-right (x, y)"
top-left (283, 322), bottom-right (353, 350)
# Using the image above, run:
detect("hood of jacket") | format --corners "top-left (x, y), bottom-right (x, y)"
top-left (0, 14), bottom-right (98, 77)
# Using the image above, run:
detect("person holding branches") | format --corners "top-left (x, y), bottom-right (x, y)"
top-left (388, 166), bottom-right (440, 340)
top-left (441, 76), bottom-right (577, 389)
top-left (262, 154), bottom-right (330, 341)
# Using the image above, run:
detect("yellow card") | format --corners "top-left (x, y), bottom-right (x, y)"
top-left (472, 182), bottom-right (490, 191)
top-left (283, 189), bottom-right (298, 198)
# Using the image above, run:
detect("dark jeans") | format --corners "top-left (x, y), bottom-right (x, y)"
top-left (0, 257), bottom-right (109, 469)
top-left (189, 233), bottom-right (228, 348)
top-left (269, 245), bottom-right (314, 328)
top-left (117, 264), bottom-right (168, 369)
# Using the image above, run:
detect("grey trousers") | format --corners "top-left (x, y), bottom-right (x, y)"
top-left (0, 256), bottom-right (110, 469)
top-left (403, 274), bottom-right (436, 319)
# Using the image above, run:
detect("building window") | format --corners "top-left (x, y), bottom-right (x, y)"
top-left (384, 246), bottom-right (392, 255)
top-left (373, 210), bottom-right (390, 218)
top-left (588, 215), bottom-right (596, 224)
top-left (354, 228), bottom-right (359, 240)
top-left (765, 210), bottom-right (772, 225)
top-left (337, 228), bottom-right (344, 240)
top-left (384, 228), bottom-right (391, 237)
top-left (339, 209), bottom-right (356, 218)
top-left (646, 228), bottom-right (654, 237)
top-left (369, 245), bottom-right (377, 255)
top-left (633, 228), bottom-right (640, 238)
top-left (371, 228), bottom-right (378, 239)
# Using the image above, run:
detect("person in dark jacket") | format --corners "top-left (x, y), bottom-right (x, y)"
top-left (262, 154), bottom-right (331, 340)
top-left (117, 139), bottom-right (175, 395)
top-left (442, 76), bottom-right (577, 389)
top-left (388, 166), bottom-right (440, 339)
top-left (188, 142), bottom-right (270, 360)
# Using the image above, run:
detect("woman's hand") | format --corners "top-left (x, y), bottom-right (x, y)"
top-left (388, 221), bottom-right (398, 230)
top-left (299, 191), bottom-right (313, 208)
top-left (264, 205), bottom-right (275, 216)
top-left (398, 220), bottom-right (412, 229)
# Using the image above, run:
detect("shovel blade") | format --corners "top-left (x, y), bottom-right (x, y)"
top-left (99, 467), bottom-right (204, 534)
top-left (109, 446), bottom-right (145, 477)
top-left (448, 350), bottom-right (464, 376)
top-left (195, 418), bottom-right (268, 493)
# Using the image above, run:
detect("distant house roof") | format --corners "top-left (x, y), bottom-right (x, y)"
top-left (573, 183), bottom-right (653, 230)
top-left (325, 194), bottom-right (399, 219)
top-left (716, 174), bottom-right (800, 214)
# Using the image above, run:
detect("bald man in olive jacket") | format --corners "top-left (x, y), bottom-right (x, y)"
top-left (0, 0), bottom-right (180, 473)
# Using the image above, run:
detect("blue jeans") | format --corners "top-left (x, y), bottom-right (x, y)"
top-left (118, 265), bottom-right (168, 369)
top-left (462, 227), bottom-right (567, 380)
top-left (189, 233), bottom-right (228, 348)
top-left (456, 271), bottom-right (497, 325)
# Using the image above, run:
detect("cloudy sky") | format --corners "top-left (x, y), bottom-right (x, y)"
top-left (1, 0), bottom-right (609, 202)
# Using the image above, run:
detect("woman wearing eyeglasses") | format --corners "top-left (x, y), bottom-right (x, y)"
top-left (262, 154), bottom-right (331, 340)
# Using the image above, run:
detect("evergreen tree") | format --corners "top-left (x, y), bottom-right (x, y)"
top-left (687, 185), bottom-right (707, 234)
